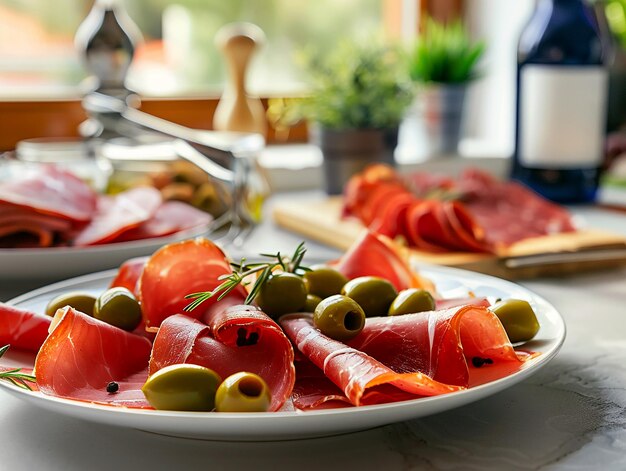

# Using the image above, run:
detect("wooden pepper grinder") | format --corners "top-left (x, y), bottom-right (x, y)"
top-left (213, 23), bottom-right (267, 137)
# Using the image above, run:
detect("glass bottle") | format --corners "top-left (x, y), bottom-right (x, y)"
top-left (511, 0), bottom-right (608, 203)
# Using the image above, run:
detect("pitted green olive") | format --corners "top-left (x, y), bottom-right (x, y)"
top-left (304, 294), bottom-right (323, 313)
top-left (256, 273), bottom-right (307, 318)
top-left (490, 299), bottom-right (540, 343)
top-left (215, 372), bottom-right (271, 412)
top-left (93, 287), bottom-right (142, 331)
top-left (303, 266), bottom-right (349, 298)
top-left (142, 364), bottom-right (222, 411)
top-left (45, 292), bottom-right (97, 317)
top-left (388, 289), bottom-right (436, 316)
top-left (341, 276), bottom-right (397, 318)
top-left (313, 295), bottom-right (366, 341)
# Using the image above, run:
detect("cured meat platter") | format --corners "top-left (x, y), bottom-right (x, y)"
top-left (273, 196), bottom-right (626, 280)
top-left (0, 254), bottom-right (565, 441)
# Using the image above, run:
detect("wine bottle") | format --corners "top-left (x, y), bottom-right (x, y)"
top-left (511, 0), bottom-right (608, 203)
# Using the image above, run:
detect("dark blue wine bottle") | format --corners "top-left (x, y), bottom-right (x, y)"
top-left (511, 0), bottom-right (608, 203)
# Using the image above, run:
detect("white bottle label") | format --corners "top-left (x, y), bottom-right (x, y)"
top-left (519, 65), bottom-right (608, 168)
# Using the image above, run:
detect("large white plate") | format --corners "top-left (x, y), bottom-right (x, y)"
top-left (0, 265), bottom-right (566, 441)
top-left (0, 226), bottom-right (206, 281)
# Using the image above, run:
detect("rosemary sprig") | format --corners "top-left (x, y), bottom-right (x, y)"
top-left (184, 242), bottom-right (309, 312)
top-left (0, 345), bottom-right (37, 391)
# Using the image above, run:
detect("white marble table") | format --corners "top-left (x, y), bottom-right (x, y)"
top-left (0, 195), bottom-right (625, 471)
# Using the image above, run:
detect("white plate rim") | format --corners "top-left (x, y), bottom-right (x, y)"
top-left (0, 265), bottom-right (566, 440)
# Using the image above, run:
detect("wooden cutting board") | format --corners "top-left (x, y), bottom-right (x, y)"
top-left (273, 197), bottom-right (626, 280)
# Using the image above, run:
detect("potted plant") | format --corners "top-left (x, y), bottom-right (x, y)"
top-left (408, 19), bottom-right (485, 156)
top-left (293, 42), bottom-right (413, 194)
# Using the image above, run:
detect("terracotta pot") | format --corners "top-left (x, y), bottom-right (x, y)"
top-left (311, 126), bottom-right (398, 195)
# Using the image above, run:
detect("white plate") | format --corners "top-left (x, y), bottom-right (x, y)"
top-left (0, 227), bottom-right (206, 281)
top-left (0, 265), bottom-right (566, 441)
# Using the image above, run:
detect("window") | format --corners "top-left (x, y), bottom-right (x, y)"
top-left (0, 0), bottom-right (383, 97)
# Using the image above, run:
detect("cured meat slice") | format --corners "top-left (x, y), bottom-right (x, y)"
top-left (114, 201), bottom-right (212, 242)
top-left (333, 230), bottom-right (433, 292)
top-left (343, 164), bottom-right (401, 219)
top-left (138, 238), bottom-right (247, 329)
top-left (35, 307), bottom-right (152, 407)
top-left (280, 314), bottom-right (462, 406)
top-left (342, 165), bottom-right (576, 253)
top-left (0, 221), bottom-right (54, 248)
top-left (150, 307), bottom-right (295, 412)
top-left (0, 303), bottom-right (51, 352)
top-left (109, 256), bottom-right (148, 296)
top-left (368, 192), bottom-right (415, 238)
top-left (291, 357), bottom-right (352, 410)
top-left (0, 165), bottom-right (96, 222)
top-left (348, 305), bottom-right (521, 387)
top-left (73, 187), bottom-right (163, 246)
top-left (455, 169), bottom-right (575, 245)
top-left (358, 183), bottom-right (408, 226)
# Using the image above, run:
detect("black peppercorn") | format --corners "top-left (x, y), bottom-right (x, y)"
top-left (106, 381), bottom-right (119, 393)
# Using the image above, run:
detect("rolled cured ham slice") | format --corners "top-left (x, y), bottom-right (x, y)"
top-left (138, 238), bottom-right (247, 329)
top-left (0, 303), bottom-right (51, 352)
top-left (150, 307), bottom-right (295, 412)
top-left (348, 305), bottom-right (521, 387)
top-left (280, 314), bottom-right (462, 406)
top-left (35, 307), bottom-right (152, 407)
top-left (333, 231), bottom-right (434, 292)
top-left (281, 305), bottom-right (523, 407)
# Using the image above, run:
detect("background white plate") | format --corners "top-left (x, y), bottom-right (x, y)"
top-left (0, 265), bottom-right (565, 441)
top-left (0, 226), bottom-right (206, 281)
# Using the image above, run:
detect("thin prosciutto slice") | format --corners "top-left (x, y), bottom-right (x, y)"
top-left (0, 303), bottom-right (51, 352)
top-left (348, 305), bottom-right (522, 388)
top-left (282, 305), bottom-right (523, 407)
top-left (0, 165), bottom-right (96, 222)
top-left (109, 256), bottom-right (148, 296)
top-left (138, 238), bottom-right (247, 329)
top-left (35, 307), bottom-right (152, 407)
top-left (280, 314), bottom-right (462, 406)
top-left (73, 187), bottom-right (162, 246)
top-left (115, 201), bottom-right (212, 242)
top-left (150, 307), bottom-right (295, 411)
top-left (333, 230), bottom-right (433, 292)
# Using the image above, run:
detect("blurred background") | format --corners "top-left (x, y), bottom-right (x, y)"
top-left (0, 0), bottom-right (625, 196)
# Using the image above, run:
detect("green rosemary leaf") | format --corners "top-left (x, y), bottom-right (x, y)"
top-left (245, 266), bottom-right (271, 305)
top-left (0, 345), bottom-right (37, 391)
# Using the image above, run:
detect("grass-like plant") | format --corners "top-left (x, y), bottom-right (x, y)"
top-left (409, 19), bottom-right (485, 84)
top-left (294, 41), bottom-right (414, 129)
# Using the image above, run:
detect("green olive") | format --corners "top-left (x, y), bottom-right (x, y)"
top-left (215, 372), bottom-right (271, 412)
top-left (313, 295), bottom-right (366, 341)
top-left (93, 287), bottom-right (142, 331)
top-left (142, 364), bottom-right (222, 411)
top-left (388, 289), bottom-right (436, 316)
top-left (303, 266), bottom-right (349, 299)
top-left (256, 273), bottom-right (307, 318)
top-left (304, 294), bottom-right (323, 312)
top-left (45, 292), bottom-right (97, 317)
top-left (341, 276), bottom-right (397, 318)
top-left (490, 299), bottom-right (540, 343)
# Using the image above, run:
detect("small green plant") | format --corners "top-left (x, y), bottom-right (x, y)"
top-left (409, 19), bottom-right (485, 84)
top-left (293, 41), bottom-right (413, 129)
